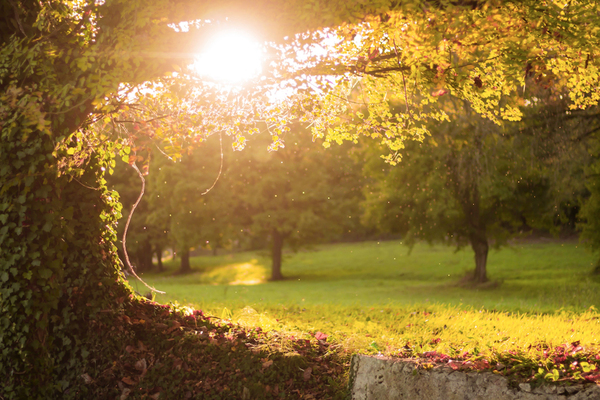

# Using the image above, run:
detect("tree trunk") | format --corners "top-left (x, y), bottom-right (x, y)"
top-left (135, 240), bottom-right (154, 272)
top-left (179, 248), bottom-right (191, 274)
top-left (470, 234), bottom-right (489, 283)
top-left (155, 246), bottom-right (164, 272)
top-left (450, 150), bottom-right (489, 284)
top-left (271, 230), bottom-right (284, 281)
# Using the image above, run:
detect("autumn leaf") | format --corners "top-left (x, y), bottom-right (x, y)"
top-left (80, 373), bottom-right (93, 384)
top-left (303, 367), bottom-right (313, 381)
top-left (135, 358), bottom-right (147, 372)
top-left (121, 376), bottom-right (136, 385)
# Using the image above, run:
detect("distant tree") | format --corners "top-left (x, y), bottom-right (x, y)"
top-left (230, 128), bottom-right (363, 280)
top-left (147, 137), bottom-right (240, 273)
top-left (362, 100), bottom-right (557, 283)
top-left (572, 117), bottom-right (600, 270)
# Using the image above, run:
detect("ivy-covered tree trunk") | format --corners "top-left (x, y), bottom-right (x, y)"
top-left (271, 229), bottom-right (285, 281)
top-left (0, 115), bottom-right (131, 397)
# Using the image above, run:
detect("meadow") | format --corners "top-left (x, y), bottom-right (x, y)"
top-left (135, 240), bottom-right (598, 312)
top-left (129, 240), bottom-right (600, 383)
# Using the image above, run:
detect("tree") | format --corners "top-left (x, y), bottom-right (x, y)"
top-left (362, 100), bottom-right (557, 283)
top-left (3, 0), bottom-right (600, 397)
top-left (146, 136), bottom-right (240, 273)
top-left (228, 128), bottom-right (363, 280)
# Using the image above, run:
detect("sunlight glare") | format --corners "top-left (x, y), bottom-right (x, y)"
top-left (193, 30), bottom-right (263, 83)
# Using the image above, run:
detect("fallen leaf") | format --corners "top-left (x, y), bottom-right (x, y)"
top-left (315, 332), bottom-right (328, 341)
top-left (121, 376), bottom-right (136, 385)
top-left (262, 360), bottom-right (273, 369)
top-left (173, 358), bottom-right (183, 370)
top-left (80, 373), bottom-right (93, 384)
top-left (120, 388), bottom-right (131, 400)
top-left (303, 367), bottom-right (312, 381)
top-left (242, 387), bottom-right (250, 400)
top-left (135, 358), bottom-right (147, 372)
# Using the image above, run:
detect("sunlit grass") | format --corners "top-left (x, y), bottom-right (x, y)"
top-left (131, 240), bottom-right (600, 367)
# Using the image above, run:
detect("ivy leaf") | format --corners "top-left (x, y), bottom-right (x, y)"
top-left (38, 268), bottom-right (52, 280)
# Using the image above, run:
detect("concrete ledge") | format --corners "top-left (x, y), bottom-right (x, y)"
top-left (348, 354), bottom-right (600, 400)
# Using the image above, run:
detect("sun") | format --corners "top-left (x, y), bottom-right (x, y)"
top-left (193, 30), bottom-right (263, 83)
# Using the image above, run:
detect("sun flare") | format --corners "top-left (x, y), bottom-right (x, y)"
top-left (193, 30), bottom-right (263, 83)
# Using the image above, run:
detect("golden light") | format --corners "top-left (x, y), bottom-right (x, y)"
top-left (193, 30), bottom-right (263, 83)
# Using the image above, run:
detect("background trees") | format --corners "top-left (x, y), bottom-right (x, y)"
top-left (362, 100), bottom-right (558, 283)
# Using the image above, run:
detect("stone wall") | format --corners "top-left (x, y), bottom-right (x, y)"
top-left (348, 354), bottom-right (600, 400)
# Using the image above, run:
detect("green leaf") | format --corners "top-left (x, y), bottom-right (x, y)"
top-left (545, 368), bottom-right (560, 382)
top-left (39, 269), bottom-right (53, 280)
top-left (581, 362), bottom-right (592, 373)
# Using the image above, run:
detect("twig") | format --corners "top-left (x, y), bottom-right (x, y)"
top-left (393, 40), bottom-right (413, 122)
top-left (122, 163), bottom-right (165, 294)
top-left (72, 177), bottom-right (100, 190)
top-left (201, 132), bottom-right (224, 195)
top-left (114, 114), bottom-right (173, 124)
top-left (8, 0), bottom-right (26, 37)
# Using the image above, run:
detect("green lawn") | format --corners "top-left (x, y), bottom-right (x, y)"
top-left (134, 240), bottom-right (599, 314)
top-left (128, 240), bottom-right (600, 383)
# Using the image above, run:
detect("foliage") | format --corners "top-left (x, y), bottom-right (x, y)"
top-left (262, 0), bottom-right (600, 161)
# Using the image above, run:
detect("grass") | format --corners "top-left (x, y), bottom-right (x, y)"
top-left (135, 240), bottom-right (599, 313)
top-left (130, 240), bottom-right (600, 384)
